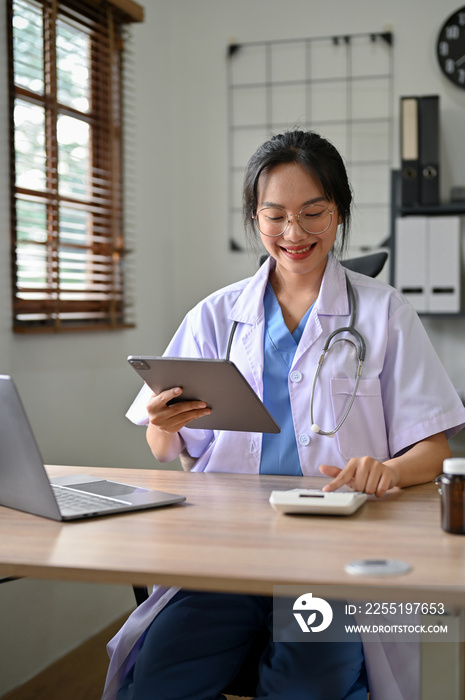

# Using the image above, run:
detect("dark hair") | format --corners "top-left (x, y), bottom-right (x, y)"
top-left (243, 130), bottom-right (352, 256)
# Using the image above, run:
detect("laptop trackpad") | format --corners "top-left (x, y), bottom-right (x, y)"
top-left (68, 479), bottom-right (149, 497)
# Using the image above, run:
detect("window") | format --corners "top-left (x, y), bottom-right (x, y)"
top-left (7, 0), bottom-right (143, 332)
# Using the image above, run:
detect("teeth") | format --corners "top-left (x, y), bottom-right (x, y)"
top-left (283, 245), bottom-right (313, 254)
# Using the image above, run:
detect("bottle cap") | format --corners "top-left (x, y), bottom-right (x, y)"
top-left (443, 458), bottom-right (465, 475)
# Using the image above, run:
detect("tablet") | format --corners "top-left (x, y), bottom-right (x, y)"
top-left (128, 356), bottom-right (280, 433)
top-left (269, 488), bottom-right (367, 515)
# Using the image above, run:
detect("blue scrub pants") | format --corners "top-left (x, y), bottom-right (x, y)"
top-left (117, 590), bottom-right (367, 700)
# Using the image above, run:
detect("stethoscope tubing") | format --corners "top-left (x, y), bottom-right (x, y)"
top-left (310, 276), bottom-right (366, 437)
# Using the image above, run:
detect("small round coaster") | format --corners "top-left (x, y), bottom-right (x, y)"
top-left (345, 558), bottom-right (411, 576)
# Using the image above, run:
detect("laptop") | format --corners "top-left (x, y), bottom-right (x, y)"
top-left (0, 375), bottom-right (186, 521)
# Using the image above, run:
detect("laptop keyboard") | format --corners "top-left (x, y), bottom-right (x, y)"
top-left (52, 484), bottom-right (130, 514)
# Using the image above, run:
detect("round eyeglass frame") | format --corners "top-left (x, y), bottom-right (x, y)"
top-left (254, 204), bottom-right (337, 237)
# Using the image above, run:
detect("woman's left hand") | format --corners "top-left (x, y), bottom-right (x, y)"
top-left (319, 457), bottom-right (400, 498)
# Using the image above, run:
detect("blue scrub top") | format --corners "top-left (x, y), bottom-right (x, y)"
top-left (260, 283), bottom-right (313, 476)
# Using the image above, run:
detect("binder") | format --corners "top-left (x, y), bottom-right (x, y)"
top-left (418, 95), bottom-right (440, 206)
top-left (427, 216), bottom-right (460, 312)
top-left (400, 97), bottom-right (420, 206)
top-left (395, 216), bottom-right (427, 312)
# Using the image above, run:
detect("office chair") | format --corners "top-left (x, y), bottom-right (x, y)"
top-left (129, 251), bottom-right (387, 696)
top-left (339, 250), bottom-right (388, 277)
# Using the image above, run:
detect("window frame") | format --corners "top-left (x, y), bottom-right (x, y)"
top-left (7, 0), bottom-right (143, 333)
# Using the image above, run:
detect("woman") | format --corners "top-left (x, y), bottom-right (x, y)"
top-left (104, 131), bottom-right (465, 700)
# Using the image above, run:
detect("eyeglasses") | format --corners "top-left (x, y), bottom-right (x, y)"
top-left (254, 204), bottom-right (336, 237)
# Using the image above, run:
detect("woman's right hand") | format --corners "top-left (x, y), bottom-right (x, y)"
top-left (146, 387), bottom-right (212, 434)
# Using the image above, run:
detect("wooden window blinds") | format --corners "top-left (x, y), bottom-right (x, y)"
top-left (6, 0), bottom-right (143, 333)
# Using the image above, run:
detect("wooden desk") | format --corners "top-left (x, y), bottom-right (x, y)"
top-left (0, 466), bottom-right (463, 604)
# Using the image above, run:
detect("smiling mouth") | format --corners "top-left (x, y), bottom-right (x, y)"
top-left (280, 243), bottom-right (316, 254)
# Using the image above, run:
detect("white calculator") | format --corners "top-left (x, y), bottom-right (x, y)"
top-left (269, 488), bottom-right (367, 515)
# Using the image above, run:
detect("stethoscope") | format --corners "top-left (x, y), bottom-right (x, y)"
top-left (225, 274), bottom-right (366, 438)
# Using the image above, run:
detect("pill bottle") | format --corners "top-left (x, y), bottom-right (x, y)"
top-left (440, 458), bottom-right (465, 534)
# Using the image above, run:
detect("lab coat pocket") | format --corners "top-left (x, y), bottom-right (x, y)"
top-left (330, 377), bottom-right (389, 462)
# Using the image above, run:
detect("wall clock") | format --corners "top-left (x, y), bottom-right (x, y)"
top-left (437, 6), bottom-right (465, 88)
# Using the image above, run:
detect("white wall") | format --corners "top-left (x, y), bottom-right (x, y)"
top-left (1, 0), bottom-right (465, 694)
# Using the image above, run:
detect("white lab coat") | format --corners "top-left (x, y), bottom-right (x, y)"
top-left (104, 253), bottom-right (465, 700)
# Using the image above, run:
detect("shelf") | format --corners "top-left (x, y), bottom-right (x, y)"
top-left (399, 203), bottom-right (465, 216)
top-left (389, 172), bottom-right (465, 310)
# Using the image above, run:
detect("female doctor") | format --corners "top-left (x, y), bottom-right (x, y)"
top-left (104, 130), bottom-right (465, 700)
